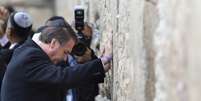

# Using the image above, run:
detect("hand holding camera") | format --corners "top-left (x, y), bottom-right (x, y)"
top-left (71, 5), bottom-right (88, 56)
top-left (72, 5), bottom-right (113, 72)
top-left (74, 47), bottom-right (92, 64)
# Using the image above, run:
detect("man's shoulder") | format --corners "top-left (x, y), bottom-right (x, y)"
top-left (13, 40), bottom-right (44, 59)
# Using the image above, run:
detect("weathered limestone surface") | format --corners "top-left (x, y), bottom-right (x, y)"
top-left (1, 0), bottom-right (201, 101)
top-left (154, 0), bottom-right (201, 101)
top-left (87, 0), bottom-right (146, 101)
top-left (86, 0), bottom-right (201, 101)
top-left (143, 0), bottom-right (158, 101)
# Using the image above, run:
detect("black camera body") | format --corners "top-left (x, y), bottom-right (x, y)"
top-left (71, 6), bottom-right (88, 56)
top-left (74, 7), bottom-right (84, 32)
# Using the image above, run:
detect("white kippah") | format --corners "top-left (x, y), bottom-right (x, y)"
top-left (13, 12), bottom-right (32, 28)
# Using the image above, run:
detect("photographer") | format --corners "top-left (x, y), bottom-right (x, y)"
top-left (0, 5), bottom-right (15, 49)
top-left (0, 11), bottom-right (32, 101)
top-left (69, 6), bottom-right (108, 101)
top-left (71, 23), bottom-right (100, 101)
top-left (44, 16), bottom-right (105, 101)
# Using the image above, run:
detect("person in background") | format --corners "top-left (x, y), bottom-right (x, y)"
top-left (0, 11), bottom-right (32, 101)
top-left (0, 5), bottom-right (15, 49)
top-left (81, 22), bottom-right (93, 47)
top-left (71, 22), bottom-right (101, 101)
top-left (0, 5), bottom-right (15, 101)
top-left (6, 11), bottom-right (32, 50)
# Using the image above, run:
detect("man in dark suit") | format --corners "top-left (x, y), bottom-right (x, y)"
top-left (1, 21), bottom-right (111, 101)
top-left (0, 11), bottom-right (32, 100)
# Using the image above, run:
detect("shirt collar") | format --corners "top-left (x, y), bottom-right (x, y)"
top-left (0, 34), bottom-right (9, 47)
top-left (9, 42), bottom-right (18, 49)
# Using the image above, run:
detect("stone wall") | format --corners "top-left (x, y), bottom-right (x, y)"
top-left (1, 0), bottom-right (201, 101)
top-left (82, 0), bottom-right (201, 101)
top-left (154, 0), bottom-right (201, 101)
top-left (143, 0), bottom-right (158, 101)
top-left (86, 0), bottom-right (147, 101)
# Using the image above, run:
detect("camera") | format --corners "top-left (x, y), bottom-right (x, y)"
top-left (71, 6), bottom-right (88, 56)
top-left (74, 6), bottom-right (84, 32)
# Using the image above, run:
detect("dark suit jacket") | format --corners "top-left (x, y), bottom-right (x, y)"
top-left (1, 39), bottom-right (105, 101)
top-left (0, 42), bottom-right (11, 70)
top-left (0, 41), bottom-right (21, 71)
top-left (75, 83), bottom-right (99, 101)
top-left (0, 42), bottom-right (11, 49)
top-left (0, 48), bottom-right (12, 100)
top-left (0, 41), bottom-right (25, 101)
top-left (75, 50), bottom-right (100, 101)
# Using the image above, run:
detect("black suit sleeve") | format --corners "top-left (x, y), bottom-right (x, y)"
top-left (24, 49), bottom-right (105, 88)
top-left (0, 49), bottom-right (13, 69)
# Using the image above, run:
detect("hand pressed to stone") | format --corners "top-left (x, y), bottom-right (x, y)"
top-left (100, 55), bottom-right (112, 72)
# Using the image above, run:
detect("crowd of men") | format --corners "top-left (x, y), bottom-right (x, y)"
top-left (0, 4), bottom-right (112, 101)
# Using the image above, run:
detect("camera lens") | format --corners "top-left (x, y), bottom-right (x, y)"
top-left (72, 42), bottom-right (87, 56)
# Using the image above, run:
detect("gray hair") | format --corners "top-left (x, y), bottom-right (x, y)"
top-left (39, 26), bottom-right (77, 46)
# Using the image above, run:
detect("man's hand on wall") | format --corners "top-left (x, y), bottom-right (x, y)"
top-left (100, 35), bottom-right (113, 72)
top-left (100, 55), bottom-right (112, 72)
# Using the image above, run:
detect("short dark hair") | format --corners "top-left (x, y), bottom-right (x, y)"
top-left (39, 26), bottom-right (77, 46)
top-left (45, 16), bottom-right (65, 23)
top-left (45, 16), bottom-right (71, 28)
top-left (37, 16), bottom-right (68, 33)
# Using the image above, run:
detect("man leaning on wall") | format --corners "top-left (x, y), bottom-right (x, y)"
top-left (1, 18), bottom-right (112, 101)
